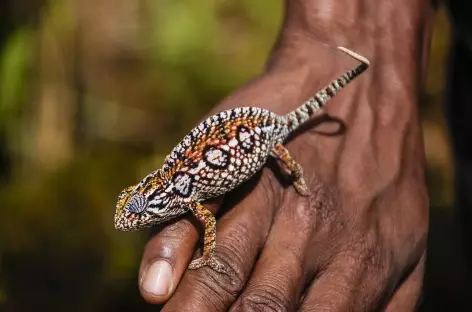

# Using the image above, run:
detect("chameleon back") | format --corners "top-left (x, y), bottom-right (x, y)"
top-left (162, 107), bottom-right (286, 201)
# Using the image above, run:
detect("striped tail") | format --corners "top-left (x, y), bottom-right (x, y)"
top-left (285, 46), bottom-right (370, 132)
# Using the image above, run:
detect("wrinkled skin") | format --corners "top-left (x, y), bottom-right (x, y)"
top-left (137, 0), bottom-right (432, 310)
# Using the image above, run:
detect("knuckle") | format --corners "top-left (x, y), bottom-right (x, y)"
top-left (235, 286), bottom-right (291, 312)
top-left (189, 217), bottom-right (269, 302)
top-left (340, 231), bottom-right (388, 276)
top-left (285, 182), bottom-right (340, 229)
top-left (307, 182), bottom-right (340, 221)
top-left (191, 243), bottom-right (247, 298)
top-left (361, 239), bottom-right (384, 269)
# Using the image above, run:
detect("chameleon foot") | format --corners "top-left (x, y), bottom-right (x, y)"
top-left (294, 178), bottom-right (311, 196)
top-left (189, 202), bottom-right (226, 272)
top-left (272, 143), bottom-right (311, 197)
top-left (189, 256), bottom-right (226, 273)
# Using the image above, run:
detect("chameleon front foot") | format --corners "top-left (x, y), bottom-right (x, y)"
top-left (189, 256), bottom-right (225, 273)
top-left (189, 201), bottom-right (226, 273)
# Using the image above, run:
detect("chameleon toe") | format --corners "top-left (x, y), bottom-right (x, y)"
top-left (189, 256), bottom-right (226, 273)
top-left (295, 180), bottom-right (311, 196)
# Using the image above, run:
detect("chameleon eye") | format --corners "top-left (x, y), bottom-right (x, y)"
top-left (125, 193), bottom-right (148, 214)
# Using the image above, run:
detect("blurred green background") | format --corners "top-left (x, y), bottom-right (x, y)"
top-left (0, 1), bottom-right (464, 311)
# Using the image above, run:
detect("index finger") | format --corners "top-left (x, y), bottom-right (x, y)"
top-left (158, 177), bottom-right (279, 311)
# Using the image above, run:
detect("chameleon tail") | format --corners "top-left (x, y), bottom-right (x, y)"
top-left (285, 46), bottom-right (370, 132)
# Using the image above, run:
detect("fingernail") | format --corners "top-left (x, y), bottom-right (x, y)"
top-left (141, 260), bottom-right (173, 296)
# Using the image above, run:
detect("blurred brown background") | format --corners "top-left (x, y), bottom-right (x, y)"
top-left (0, 1), bottom-right (467, 311)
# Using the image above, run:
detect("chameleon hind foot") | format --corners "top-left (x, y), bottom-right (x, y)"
top-left (189, 256), bottom-right (225, 273)
top-left (272, 143), bottom-right (311, 197)
top-left (294, 178), bottom-right (311, 196)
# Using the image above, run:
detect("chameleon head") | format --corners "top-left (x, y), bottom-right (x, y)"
top-left (114, 169), bottom-right (181, 231)
top-left (114, 188), bottom-right (150, 231)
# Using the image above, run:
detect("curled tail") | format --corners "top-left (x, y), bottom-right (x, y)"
top-left (285, 46), bottom-right (370, 132)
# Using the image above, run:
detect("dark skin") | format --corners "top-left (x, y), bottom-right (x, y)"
top-left (138, 0), bottom-right (432, 310)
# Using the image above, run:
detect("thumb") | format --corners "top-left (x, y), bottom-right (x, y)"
top-left (138, 202), bottom-right (219, 303)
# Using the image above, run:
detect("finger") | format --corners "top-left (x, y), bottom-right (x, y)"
top-left (298, 240), bottom-right (393, 312)
top-left (229, 191), bottom-right (315, 312)
top-left (138, 208), bottom-right (207, 303)
top-left (160, 174), bottom-right (281, 311)
top-left (385, 253), bottom-right (425, 311)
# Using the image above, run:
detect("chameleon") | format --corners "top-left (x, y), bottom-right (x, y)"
top-left (114, 46), bottom-right (370, 273)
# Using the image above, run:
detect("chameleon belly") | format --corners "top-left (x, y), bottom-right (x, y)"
top-left (164, 107), bottom-right (285, 201)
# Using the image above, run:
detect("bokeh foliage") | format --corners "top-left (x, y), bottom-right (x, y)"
top-left (0, 0), bottom-right (452, 311)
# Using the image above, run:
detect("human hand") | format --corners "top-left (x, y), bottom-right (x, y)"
top-left (137, 0), bottom-right (431, 310)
